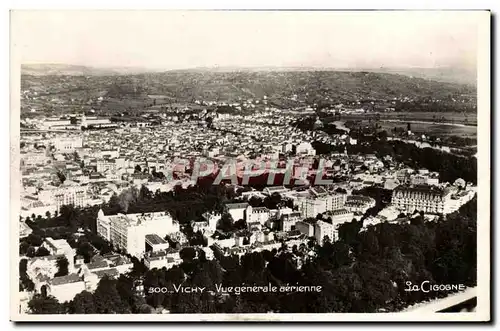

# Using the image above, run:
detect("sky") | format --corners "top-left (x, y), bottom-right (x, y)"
top-left (11, 10), bottom-right (484, 71)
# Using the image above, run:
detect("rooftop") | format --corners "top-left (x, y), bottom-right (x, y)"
top-left (51, 273), bottom-right (82, 286)
top-left (145, 234), bottom-right (167, 246)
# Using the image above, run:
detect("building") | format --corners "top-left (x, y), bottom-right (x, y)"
top-left (344, 195), bottom-right (376, 214)
top-left (293, 188), bottom-right (347, 219)
top-left (42, 118), bottom-right (72, 130)
top-left (144, 248), bottom-right (181, 270)
top-left (263, 186), bottom-right (289, 196)
top-left (224, 202), bottom-right (249, 222)
top-left (295, 220), bottom-right (315, 237)
top-left (280, 212), bottom-right (301, 232)
top-left (325, 208), bottom-right (354, 226)
top-left (51, 136), bottom-right (83, 152)
top-left (202, 212), bottom-right (221, 232)
top-left (38, 185), bottom-right (88, 211)
top-left (96, 209), bottom-right (179, 258)
top-left (295, 142), bottom-right (316, 156)
top-left (145, 234), bottom-right (170, 252)
top-left (44, 273), bottom-right (86, 303)
top-left (246, 206), bottom-right (270, 225)
top-left (392, 185), bottom-right (452, 214)
top-left (191, 212), bottom-right (221, 234)
top-left (21, 151), bottom-right (51, 168)
top-left (296, 196), bottom-right (326, 219)
top-left (26, 255), bottom-right (61, 281)
top-left (41, 238), bottom-right (76, 272)
top-left (410, 174), bottom-right (428, 186)
top-left (314, 220), bottom-right (336, 243)
top-left (53, 186), bottom-right (87, 211)
top-left (327, 192), bottom-right (347, 211)
top-left (19, 221), bottom-right (33, 238)
top-left (96, 159), bottom-right (117, 173)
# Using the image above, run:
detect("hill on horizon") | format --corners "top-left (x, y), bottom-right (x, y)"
top-left (21, 63), bottom-right (476, 86)
top-left (21, 63), bottom-right (158, 76)
top-left (20, 67), bottom-right (477, 115)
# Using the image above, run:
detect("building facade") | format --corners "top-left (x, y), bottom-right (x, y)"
top-left (314, 220), bottom-right (336, 243)
top-left (96, 209), bottom-right (179, 258)
top-left (392, 185), bottom-right (451, 214)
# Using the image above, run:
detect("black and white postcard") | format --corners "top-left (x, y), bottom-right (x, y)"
top-left (9, 10), bottom-right (491, 322)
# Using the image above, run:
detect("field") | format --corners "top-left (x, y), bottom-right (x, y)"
top-left (376, 121), bottom-right (476, 138)
top-left (333, 112), bottom-right (477, 143)
top-left (340, 112), bottom-right (477, 126)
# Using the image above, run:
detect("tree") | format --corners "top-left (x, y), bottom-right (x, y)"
top-left (19, 259), bottom-right (28, 274)
top-left (56, 170), bottom-right (66, 184)
top-left (233, 219), bottom-right (247, 230)
top-left (307, 237), bottom-right (317, 250)
top-left (139, 185), bottom-right (153, 201)
top-left (69, 291), bottom-right (96, 314)
top-left (60, 204), bottom-right (78, 229)
top-left (93, 276), bottom-right (130, 314)
top-left (338, 220), bottom-right (361, 245)
top-left (218, 213), bottom-right (233, 233)
top-left (180, 247), bottom-right (197, 262)
top-left (26, 246), bottom-right (36, 258)
top-left (28, 294), bottom-right (62, 314)
top-left (35, 246), bottom-right (50, 257)
top-left (19, 241), bottom-right (30, 255)
top-left (55, 256), bottom-right (69, 277)
top-left (26, 233), bottom-right (43, 247)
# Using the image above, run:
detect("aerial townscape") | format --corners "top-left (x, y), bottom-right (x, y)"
top-left (17, 65), bottom-right (478, 315)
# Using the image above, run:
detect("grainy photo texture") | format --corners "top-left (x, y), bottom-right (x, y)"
top-left (10, 10), bottom-right (491, 322)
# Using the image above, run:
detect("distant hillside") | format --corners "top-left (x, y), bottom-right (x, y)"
top-left (173, 66), bottom-right (477, 86)
top-left (142, 70), bottom-right (476, 102)
top-left (21, 63), bottom-right (158, 76)
top-left (20, 69), bottom-right (477, 115)
top-left (359, 67), bottom-right (477, 86)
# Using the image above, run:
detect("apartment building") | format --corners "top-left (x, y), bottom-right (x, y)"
top-left (293, 187), bottom-right (347, 219)
top-left (392, 185), bottom-right (452, 214)
top-left (38, 185), bottom-right (87, 211)
top-left (96, 209), bottom-right (179, 258)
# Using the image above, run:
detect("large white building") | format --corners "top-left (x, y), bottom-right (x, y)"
top-left (38, 185), bottom-right (87, 211)
top-left (96, 209), bottom-right (179, 258)
top-left (51, 136), bottom-right (83, 152)
top-left (292, 187), bottom-right (347, 219)
top-left (392, 185), bottom-right (452, 214)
